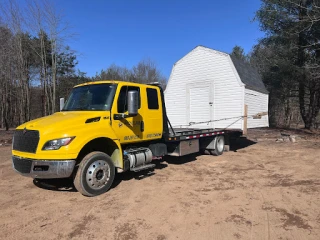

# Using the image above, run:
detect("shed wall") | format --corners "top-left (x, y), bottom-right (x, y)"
top-left (244, 88), bottom-right (269, 128)
top-left (165, 47), bottom-right (245, 129)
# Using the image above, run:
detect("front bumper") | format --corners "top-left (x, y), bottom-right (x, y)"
top-left (12, 156), bottom-right (76, 179)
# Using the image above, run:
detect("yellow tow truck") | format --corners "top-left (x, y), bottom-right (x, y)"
top-left (12, 81), bottom-right (241, 196)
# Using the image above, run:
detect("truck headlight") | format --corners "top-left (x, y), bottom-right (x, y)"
top-left (42, 137), bottom-right (75, 150)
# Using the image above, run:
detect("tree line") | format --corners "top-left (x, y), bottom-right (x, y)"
top-left (232, 0), bottom-right (320, 130)
top-left (0, 0), bottom-right (78, 129)
top-left (1, 0), bottom-right (319, 130)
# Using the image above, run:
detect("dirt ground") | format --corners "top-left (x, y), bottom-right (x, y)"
top-left (1, 128), bottom-right (320, 240)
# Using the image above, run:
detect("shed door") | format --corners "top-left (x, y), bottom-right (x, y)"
top-left (189, 86), bottom-right (211, 128)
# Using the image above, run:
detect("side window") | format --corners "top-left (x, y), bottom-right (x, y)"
top-left (146, 88), bottom-right (159, 110)
top-left (117, 86), bottom-right (140, 113)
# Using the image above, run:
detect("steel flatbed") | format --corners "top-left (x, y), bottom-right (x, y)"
top-left (166, 128), bottom-right (242, 141)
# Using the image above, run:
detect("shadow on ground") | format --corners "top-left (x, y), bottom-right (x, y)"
top-left (164, 153), bottom-right (198, 165)
top-left (112, 161), bottom-right (168, 188)
top-left (32, 137), bottom-right (255, 193)
top-left (33, 178), bottom-right (77, 192)
top-left (230, 137), bottom-right (256, 152)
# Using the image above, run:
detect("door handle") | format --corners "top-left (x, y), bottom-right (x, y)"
top-left (140, 121), bottom-right (144, 132)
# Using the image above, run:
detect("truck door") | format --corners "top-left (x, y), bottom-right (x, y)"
top-left (112, 85), bottom-right (143, 143)
top-left (142, 87), bottom-right (163, 140)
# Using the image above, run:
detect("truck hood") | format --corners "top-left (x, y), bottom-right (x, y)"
top-left (18, 111), bottom-right (110, 135)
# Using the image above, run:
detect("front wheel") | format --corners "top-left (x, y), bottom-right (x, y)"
top-left (74, 151), bottom-right (115, 197)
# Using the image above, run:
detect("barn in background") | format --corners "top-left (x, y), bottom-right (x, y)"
top-left (164, 46), bottom-right (269, 130)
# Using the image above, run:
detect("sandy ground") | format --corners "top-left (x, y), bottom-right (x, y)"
top-left (0, 129), bottom-right (320, 240)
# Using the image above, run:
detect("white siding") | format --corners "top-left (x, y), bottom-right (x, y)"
top-left (245, 88), bottom-right (269, 128)
top-left (165, 46), bottom-right (245, 129)
top-left (213, 55), bottom-right (244, 129)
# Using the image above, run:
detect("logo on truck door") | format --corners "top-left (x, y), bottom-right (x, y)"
top-left (124, 135), bottom-right (139, 140)
top-left (146, 133), bottom-right (161, 138)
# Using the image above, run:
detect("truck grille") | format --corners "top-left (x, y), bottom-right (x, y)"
top-left (12, 156), bottom-right (32, 174)
top-left (13, 129), bottom-right (40, 153)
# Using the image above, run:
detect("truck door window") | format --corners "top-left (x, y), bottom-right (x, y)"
top-left (146, 88), bottom-right (159, 110)
top-left (117, 86), bottom-right (141, 113)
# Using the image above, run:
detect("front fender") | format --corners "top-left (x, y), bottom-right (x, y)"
top-left (76, 137), bottom-right (123, 168)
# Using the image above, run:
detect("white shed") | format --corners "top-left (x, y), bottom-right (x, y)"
top-left (164, 46), bottom-right (269, 130)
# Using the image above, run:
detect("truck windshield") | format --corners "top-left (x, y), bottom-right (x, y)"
top-left (62, 83), bottom-right (117, 111)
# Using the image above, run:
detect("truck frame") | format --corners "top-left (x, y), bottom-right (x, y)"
top-left (12, 81), bottom-right (242, 196)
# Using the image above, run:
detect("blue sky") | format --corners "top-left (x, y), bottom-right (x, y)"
top-left (54, 0), bottom-right (264, 79)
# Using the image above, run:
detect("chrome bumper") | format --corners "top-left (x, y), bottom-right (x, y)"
top-left (12, 156), bottom-right (76, 179)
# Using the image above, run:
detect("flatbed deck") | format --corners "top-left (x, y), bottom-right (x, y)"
top-left (166, 128), bottom-right (242, 141)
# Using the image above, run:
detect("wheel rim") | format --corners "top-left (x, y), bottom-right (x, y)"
top-left (217, 137), bottom-right (224, 152)
top-left (86, 160), bottom-right (111, 190)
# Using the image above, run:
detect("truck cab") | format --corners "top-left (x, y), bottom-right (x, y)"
top-left (12, 81), bottom-right (168, 196)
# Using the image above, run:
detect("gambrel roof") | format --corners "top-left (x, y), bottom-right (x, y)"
top-left (173, 46), bottom-right (268, 94)
top-left (230, 55), bottom-right (269, 94)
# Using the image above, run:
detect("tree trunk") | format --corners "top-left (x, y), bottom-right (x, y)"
top-left (51, 40), bottom-right (57, 114)
top-left (297, 1), bottom-right (309, 129)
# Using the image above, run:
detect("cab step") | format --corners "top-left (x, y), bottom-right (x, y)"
top-left (131, 164), bottom-right (155, 172)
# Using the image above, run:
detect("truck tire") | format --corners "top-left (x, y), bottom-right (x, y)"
top-left (212, 135), bottom-right (225, 156)
top-left (74, 151), bottom-right (115, 197)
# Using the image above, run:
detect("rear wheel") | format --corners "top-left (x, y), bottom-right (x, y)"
top-left (74, 151), bottom-right (115, 197)
top-left (212, 135), bottom-right (225, 156)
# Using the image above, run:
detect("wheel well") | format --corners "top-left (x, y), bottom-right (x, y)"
top-left (77, 138), bottom-right (121, 168)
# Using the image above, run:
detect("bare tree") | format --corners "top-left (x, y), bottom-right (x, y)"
top-left (1, 0), bottom-right (32, 125)
top-left (27, 0), bottom-right (72, 114)
top-left (132, 59), bottom-right (167, 88)
top-left (43, 0), bottom-right (70, 113)
top-left (0, 0), bottom-right (78, 129)
top-left (26, 0), bottom-right (50, 115)
top-left (95, 59), bottom-right (167, 89)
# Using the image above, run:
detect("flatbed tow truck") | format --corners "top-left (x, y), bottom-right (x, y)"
top-left (12, 81), bottom-right (242, 196)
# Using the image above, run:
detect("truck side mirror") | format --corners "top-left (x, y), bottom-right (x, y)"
top-left (127, 90), bottom-right (138, 116)
top-left (60, 98), bottom-right (65, 111)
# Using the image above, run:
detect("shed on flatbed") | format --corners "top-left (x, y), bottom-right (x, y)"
top-left (164, 46), bottom-right (269, 130)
